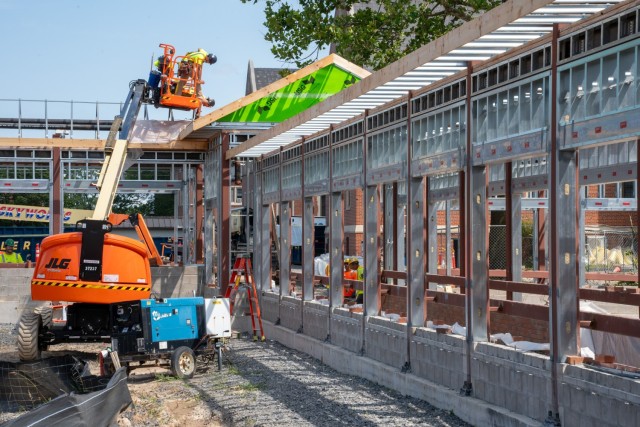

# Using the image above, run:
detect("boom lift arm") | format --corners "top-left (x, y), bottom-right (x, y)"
top-left (93, 79), bottom-right (147, 220)
top-left (77, 79), bottom-right (164, 281)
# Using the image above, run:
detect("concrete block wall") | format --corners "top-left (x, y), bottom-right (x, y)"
top-left (472, 342), bottom-right (552, 422)
top-left (365, 316), bottom-right (406, 369)
top-left (302, 301), bottom-right (329, 341)
top-left (411, 327), bottom-right (465, 390)
top-left (560, 364), bottom-right (640, 427)
top-left (260, 291), bottom-right (280, 323)
top-left (330, 308), bottom-right (363, 353)
top-left (280, 296), bottom-right (302, 332)
top-left (0, 267), bottom-right (38, 323)
top-left (150, 265), bottom-right (205, 298)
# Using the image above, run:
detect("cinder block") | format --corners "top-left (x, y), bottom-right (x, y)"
top-left (570, 385), bottom-right (586, 414)
top-left (474, 379), bottom-right (485, 399)
top-left (494, 387), bottom-right (506, 408)
top-left (585, 391), bottom-right (601, 419)
top-left (616, 401), bottom-right (638, 427)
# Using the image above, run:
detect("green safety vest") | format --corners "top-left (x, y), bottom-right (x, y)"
top-left (1, 252), bottom-right (23, 263)
top-left (185, 50), bottom-right (208, 65)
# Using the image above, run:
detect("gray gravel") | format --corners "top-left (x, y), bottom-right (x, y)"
top-left (0, 323), bottom-right (470, 426)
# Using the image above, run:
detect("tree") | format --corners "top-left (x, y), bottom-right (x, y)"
top-left (241, 0), bottom-right (501, 70)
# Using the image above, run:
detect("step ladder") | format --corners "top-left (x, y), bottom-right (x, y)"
top-left (224, 255), bottom-right (265, 341)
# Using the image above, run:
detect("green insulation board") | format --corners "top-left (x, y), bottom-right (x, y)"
top-left (217, 64), bottom-right (361, 123)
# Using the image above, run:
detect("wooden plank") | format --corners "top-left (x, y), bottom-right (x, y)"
top-left (179, 54), bottom-right (371, 139)
top-left (225, 0), bottom-right (555, 159)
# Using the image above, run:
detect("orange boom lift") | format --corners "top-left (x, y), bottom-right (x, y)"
top-left (19, 47), bottom-right (211, 360)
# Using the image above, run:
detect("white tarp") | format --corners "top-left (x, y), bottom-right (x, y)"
top-left (129, 120), bottom-right (191, 143)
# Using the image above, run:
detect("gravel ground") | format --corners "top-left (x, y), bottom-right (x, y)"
top-left (0, 323), bottom-right (470, 426)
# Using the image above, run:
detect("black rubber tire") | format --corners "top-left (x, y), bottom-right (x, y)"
top-left (171, 346), bottom-right (196, 379)
top-left (34, 305), bottom-right (53, 352)
top-left (17, 311), bottom-right (42, 361)
top-left (34, 305), bottom-right (53, 328)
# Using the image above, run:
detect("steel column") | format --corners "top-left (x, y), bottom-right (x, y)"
top-left (396, 192), bottom-right (406, 286)
top-left (219, 134), bottom-right (231, 294)
top-left (303, 197), bottom-right (314, 301)
top-left (384, 184), bottom-right (395, 280)
top-left (203, 142), bottom-right (217, 288)
top-left (511, 194), bottom-right (523, 300)
top-left (551, 149), bottom-right (579, 359)
top-left (427, 181), bottom-right (438, 291)
top-left (280, 201), bottom-right (292, 298)
top-left (195, 164), bottom-right (204, 264)
top-left (446, 200), bottom-right (452, 275)
top-left (51, 147), bottom-right (62, 234)
top-left (364, 185), bottom-right (380, 316)
top-left (470, 165), bottom-right (490, 342)
top-left (330, 192), bottom-right (344, 308)
top-left (259, 200), bottom-right (271, 292)
top-left (408, 177), bottom-right (426, 327)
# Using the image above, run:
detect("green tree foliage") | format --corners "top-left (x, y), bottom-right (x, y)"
top-left (241, 0), bottom-right (501, 70)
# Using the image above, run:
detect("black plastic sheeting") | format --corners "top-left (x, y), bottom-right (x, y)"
top-left (0, 355), bottom-right (109, 411)
top-left (0, 356), bottom-right (131, 426)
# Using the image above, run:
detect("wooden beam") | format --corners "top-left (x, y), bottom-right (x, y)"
top-left (0, 137), bottom-right (209, 151)
top-left (225, 0), bottom-right (555, 160)
top-left (178, 53), bottom-right (371, 140)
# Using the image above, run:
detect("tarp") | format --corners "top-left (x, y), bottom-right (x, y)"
top-left (1, 365), bottom-right (131, 427)
top-left (130, 120), bottom-right (191, 143)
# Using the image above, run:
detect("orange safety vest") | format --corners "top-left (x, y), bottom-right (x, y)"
top-left (344, 270), bottom-right (357, 280)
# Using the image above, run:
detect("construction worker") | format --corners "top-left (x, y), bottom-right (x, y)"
top-left (343, 258), bottom-right (357, 299)
top-left (344, 258), bottom-right (358, 280)
top-left (176, 48), bottom-right (217, 107)
top-left (1, 239), bottom-right (23, 264)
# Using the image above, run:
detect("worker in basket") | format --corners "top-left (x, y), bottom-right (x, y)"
top-left (176, 48), bottom-right (217, 107)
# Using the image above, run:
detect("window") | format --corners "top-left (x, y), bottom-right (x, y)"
top-left (621, 181), bottom-right (635, 198)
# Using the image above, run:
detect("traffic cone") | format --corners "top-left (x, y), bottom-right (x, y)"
top-left (35, 243), bottom-right (40, 263)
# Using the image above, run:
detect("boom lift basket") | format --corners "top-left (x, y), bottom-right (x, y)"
top-left (153, 43), bottom-right (205, 114)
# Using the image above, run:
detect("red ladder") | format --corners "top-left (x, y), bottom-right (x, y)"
top-left (224, 256), bottom-right (265, 341)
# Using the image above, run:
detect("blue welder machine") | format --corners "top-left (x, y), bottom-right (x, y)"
top-left (103, 296), bottom-right (231, 378)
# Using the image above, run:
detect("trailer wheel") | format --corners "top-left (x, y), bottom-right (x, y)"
top-left (17, 311), bottom-right (42, 361)
top-left (171, 346), bottom-right (196, 379)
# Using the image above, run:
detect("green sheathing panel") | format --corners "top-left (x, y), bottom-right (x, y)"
top-left (218, 64), bottom-right (361, 123)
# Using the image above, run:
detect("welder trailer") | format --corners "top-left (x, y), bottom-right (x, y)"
top-left (102, 296), bottom-right (231, 378)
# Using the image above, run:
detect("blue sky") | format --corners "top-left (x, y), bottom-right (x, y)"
top-left (0, 0), bottom-right (323, 123)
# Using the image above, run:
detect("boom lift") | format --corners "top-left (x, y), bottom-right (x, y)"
top-left (18, 50), bottom-right (209, 361)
